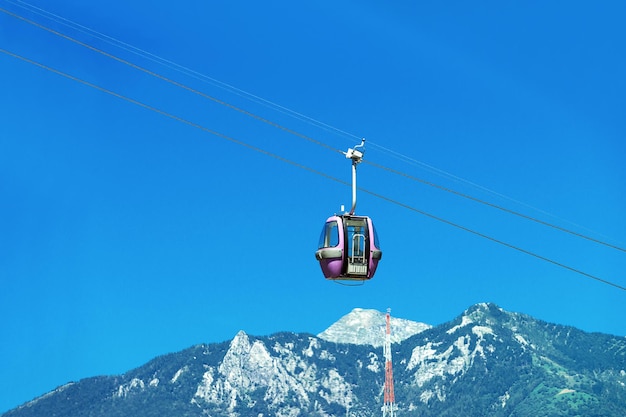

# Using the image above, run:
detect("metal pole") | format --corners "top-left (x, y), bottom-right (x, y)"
top-left (349, 160), bottom-right (357, 215)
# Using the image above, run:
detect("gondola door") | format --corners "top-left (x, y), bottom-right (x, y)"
top-left (343, 216), bottom-right (369, 277)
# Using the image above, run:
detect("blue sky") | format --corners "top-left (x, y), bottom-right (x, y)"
top-left (1, 0), bottom-right (625, 412)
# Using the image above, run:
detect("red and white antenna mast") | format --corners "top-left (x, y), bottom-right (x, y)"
top-left (382, 308), bottom-right (397, 417)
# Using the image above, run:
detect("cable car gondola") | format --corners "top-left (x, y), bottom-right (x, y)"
top-left (315, 140), bottom-right (382, 281)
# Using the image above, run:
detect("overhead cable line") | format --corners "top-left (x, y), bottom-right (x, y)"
top-left (0, 5), bottom-right (345, 159)
top-left (364, 140), bottom-right (618, 245)
top-left (4, 0), bottom-right (547, 213)
top-left (3, 4), bottom-right (625, 256)
top-left (0, 48), bottom-right (341, 186)
top-left (361, 187), bottom-right (626, 293)
top-left (3, 0), bottom-right (361, 141)
top-left (2, 47), bottom-right (624, 293)
top-left (4, 0), bottom-right (572, 209)
top-left (16, 0), bottom-right (613, 241)
top-left (364, 160), bottom-right (626, 254)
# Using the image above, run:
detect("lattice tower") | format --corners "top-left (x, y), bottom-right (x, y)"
top-left (382, 308), bottom-right (397, 417)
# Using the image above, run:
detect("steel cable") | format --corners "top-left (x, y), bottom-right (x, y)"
top-left (2, 4), bottom-right (623, 255)
top-left (2, 47), bottom-right (624, 292)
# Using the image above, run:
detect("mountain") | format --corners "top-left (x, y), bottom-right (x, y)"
top-left (317, 308), bottom-right (431, 347)
top-left (4, 303), bottom-right (626, 417)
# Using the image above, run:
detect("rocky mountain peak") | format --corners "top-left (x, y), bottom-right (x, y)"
top-left (4, 304), bottom-right (626, 417)
top-left (317, 308), bottom-right (431, 347)
top-left (442, 303), bottom-right (503, 333)
top-left (461, 302), bottom-right (505, 322)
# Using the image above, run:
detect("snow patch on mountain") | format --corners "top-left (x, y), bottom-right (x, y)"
top-left (317, 308), bottom-right (431, 346)
top-left (447, 315), bottom-right (473, 334)
top-left (407, 340), bottom-right (468, 389)
top-left (171, 366), bottom-right (188, 383)
top-left (116, 378), bottom-right (146, 398)
top-left (302, 338), bottom-right (320, 357)
top-left (514, 334), bottom-right (529, 346)
top-left (366, 352), bottom-right (381, 373)
top-left (319, 369), bottom-right (352, 407)
top-left (407, 320), bottom-right (499, 401)
top-left (498, 391), bottom-right (510, 408)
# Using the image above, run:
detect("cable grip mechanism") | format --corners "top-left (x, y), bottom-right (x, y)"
top-left (344, 139), bottom-right (365, 215)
